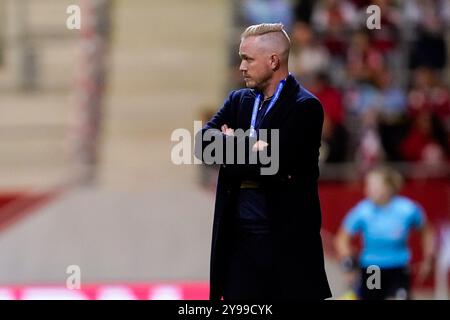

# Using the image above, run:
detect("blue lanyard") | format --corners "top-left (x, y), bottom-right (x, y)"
top-left (249, 79), bottom-right (286, 138)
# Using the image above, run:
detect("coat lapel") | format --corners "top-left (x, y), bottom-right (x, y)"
top-left (237, 94), bottom-right (256, 131)
top-left (259, 75), bottom-right (299, 129)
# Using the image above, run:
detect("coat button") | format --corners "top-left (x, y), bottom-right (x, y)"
top-left (222, 164), bottom-right (226, 168)
top-left (287, 175), bottom-right (292, 180)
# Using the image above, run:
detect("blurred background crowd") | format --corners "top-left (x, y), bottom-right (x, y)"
top-left (217, 0), bottom-right (450, 181)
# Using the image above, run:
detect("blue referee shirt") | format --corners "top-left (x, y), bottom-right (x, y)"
top-left (343, 196), bottom-right (426, 268)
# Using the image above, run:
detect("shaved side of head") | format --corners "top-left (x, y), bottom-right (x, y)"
top-left (256, 31), bottom-right (290, 63)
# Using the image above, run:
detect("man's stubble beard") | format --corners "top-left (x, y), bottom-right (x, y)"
top-left (246, 74), bottom-right (272, 92)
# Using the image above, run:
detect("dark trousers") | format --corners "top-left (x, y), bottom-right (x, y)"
top-left (359, 266), bottom-right (411, 300)
top-left (223, 224), bottom-right (276, 300)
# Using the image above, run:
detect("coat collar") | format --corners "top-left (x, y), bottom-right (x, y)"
top-left (242, 74), bottom-right (300, 128)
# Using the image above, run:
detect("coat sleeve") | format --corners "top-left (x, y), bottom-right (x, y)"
top-left (195, 93), bottom-right (324, 182)
top-left (194, 91), bottom-right (238, 163)
top-left (194, 90), bottom-right (265, 177)
top-left (226, 97), bottom-right (324, 182)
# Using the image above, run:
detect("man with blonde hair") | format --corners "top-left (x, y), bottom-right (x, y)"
top-left (196, 23), bottom-right (332, 300)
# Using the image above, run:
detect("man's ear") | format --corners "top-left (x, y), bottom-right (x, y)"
top-left (270, 54), bottom-right (280, 71)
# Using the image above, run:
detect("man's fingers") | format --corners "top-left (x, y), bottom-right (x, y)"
top-left (221, 125), bottom-right (235, 136)
top-left (225, 129), bottom-right (234, 136)
top-left (252, 140), bottom-right (269, 152)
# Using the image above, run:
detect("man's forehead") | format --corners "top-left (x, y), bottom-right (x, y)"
top-left (239, 37), bottom-right (259, 54)
top-left (240, 36), bottom-right (259, 47)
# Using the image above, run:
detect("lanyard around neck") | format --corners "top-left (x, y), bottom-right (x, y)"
top-left (249, 79), bottom-right (286, 138)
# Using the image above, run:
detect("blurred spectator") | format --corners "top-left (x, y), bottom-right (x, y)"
top-left (406, 0), bottom-right (449, 70)
top-left (345, 67), bottom-right (409, 161)
top-left (312, 0), bottom-right (358, 33)
top-left (404, 67), bottom-right (450, 165)
top-left (335, 166), bottom-right (435, 300)
top-left (293, 0), bottom-right (315, 24)
top-left (404, 0), bottom-right (450, 27)
top-left (355, 109), bottom-right (384, 174)
top-left (409, 28), bottom-right (448, 71)
top-left (311, 0), bottom-right (358, 84)
top-left (407, 67), bottom-right (450, 131)
top-left (309, 72), bottom-right (348, 163)
top-left (400, 111), bottom-right (449, 164)
top-left (346, 29), bottom-right (385, 84)
top-left (368, 0), bottom-right (402, 54)
top-left (311, 72), bottom-right (345, 124)
top-left (347, 0), bottom-right (372, 10)
top-left (347, 69), bottom-right (407, 117)
top-left (289, 22), bottom-right (330, 86)
top-left (372, 69), bottom-right (409, 161)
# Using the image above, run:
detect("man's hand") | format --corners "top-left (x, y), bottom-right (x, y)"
top-left (221, 124), bottom-right (234, 136)
top-left (252, 140), bottom-right (269, 152)
top-left (221, 124), bottom-right (268, 152)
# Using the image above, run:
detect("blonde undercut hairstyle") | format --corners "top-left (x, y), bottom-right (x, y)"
top-left (241, 23), bottom-right (291, 44)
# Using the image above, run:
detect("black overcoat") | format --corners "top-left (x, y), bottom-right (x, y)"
top-left (195, 74), bottom-right (332, 300)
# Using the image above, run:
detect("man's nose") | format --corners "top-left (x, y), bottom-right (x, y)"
top-left (239, 61), bottom-right (247, 71)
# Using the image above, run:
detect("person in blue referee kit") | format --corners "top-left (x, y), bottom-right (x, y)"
top-left (196, 23), bottom-right (331, 300)
top-left (335, 166), bottom-right (435, 300)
